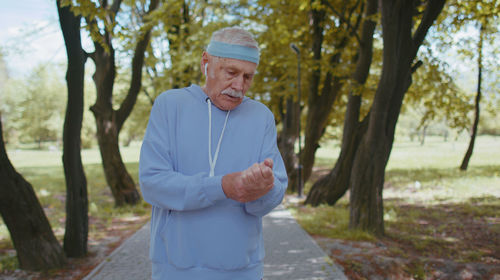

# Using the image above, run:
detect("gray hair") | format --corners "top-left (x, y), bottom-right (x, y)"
top-left (210, 27), bottom-right (259, 50)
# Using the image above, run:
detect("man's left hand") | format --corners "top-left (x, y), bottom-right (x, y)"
top-left (221, 158), bottom-right (274, 202)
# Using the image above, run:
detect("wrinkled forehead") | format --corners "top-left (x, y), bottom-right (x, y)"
top-left (210, 55), bottom-right (257, 75)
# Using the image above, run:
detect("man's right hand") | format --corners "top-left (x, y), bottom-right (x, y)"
top-left (221, 158), bottom-right (274, 203)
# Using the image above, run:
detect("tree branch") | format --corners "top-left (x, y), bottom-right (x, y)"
top-left (110, 0), bottom-right (123, 15)
top-left (412, 0), bottom-right (446, 57)
top-left (116, 0), bottom-right (160, 130)
top-left (83, 50), bottom-right (90, 63)
top-left (351, 1), bottom-right (365, 37)
top-left (411, 60), bottom-right (423, 73)
top-left (352, 0), bottom-right (378, 84)
top-left (323, 0), bottom-right (363, 44)
top-left (142, 88), bottom-right (155, 106)
top-left (84, 16), bottom-right (106, 53)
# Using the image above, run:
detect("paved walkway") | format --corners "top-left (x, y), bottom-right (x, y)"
top-left (83, 206), bottom-right (347, 280)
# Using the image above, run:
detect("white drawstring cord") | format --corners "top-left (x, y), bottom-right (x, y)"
top-left (207, 99), bottom-right (230, 177)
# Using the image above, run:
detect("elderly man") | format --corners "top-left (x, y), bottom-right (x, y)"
top-left (139, 27), bottom-right (288, 279)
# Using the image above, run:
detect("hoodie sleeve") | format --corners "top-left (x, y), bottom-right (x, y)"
top-left (139, 94), bottom-right (227, 211)
top-left (244, 112), bottom-right (288, 217)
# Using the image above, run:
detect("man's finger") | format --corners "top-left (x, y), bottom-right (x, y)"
top-left (253, 162), bottom-right (266, 179)
top-left (263, 158), bottom-right (273, 169)
top-left (248, 163), bottom-right (261, 182)
top-left (261, 165), bottom-right (273, 179)
top-left (241, 170), bottom-right (251, 185)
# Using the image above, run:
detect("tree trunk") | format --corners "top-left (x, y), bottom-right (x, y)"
top-left (90, 45), bottom-right (140, 206)
top-left (88, 0), bottom-right (160, 206)
top-left (460, 23), bottom-right (484, 171)
top-left (349, 0), bottom-right (445, 236)
top-left (278, 96), bottom-right (299, 192)
top-left (93, 109), bottom-right (140, 206)
top-left (305, 0), bottom-right (377, 206)
top-left (299, 5), bottom-right (324, 189)
top-left (302, 73), bottom-right (342, 183)
top-left (305, 104), bottom-right (368, 206)
top-left (301, 1), bottom-right (358, 185)
top-left (420, 125), bottom-right (428, 146)
top-left (0, 119), bottom-right (66, 270)
top-left (57, 0), bottom-right (89, 257)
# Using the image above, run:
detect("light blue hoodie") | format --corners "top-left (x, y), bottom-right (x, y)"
top-left (139, 85), bottom-right (288, 279)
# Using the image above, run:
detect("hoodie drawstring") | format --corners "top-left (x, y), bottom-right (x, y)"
top-left (207, 99), bottom-right (230, 177)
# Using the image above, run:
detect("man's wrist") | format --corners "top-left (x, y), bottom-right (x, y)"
top-left (221, 171), bottom-right (241, 200)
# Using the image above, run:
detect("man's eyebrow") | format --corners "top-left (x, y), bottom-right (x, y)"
top-left (225, 65), bottom-right (255, 75)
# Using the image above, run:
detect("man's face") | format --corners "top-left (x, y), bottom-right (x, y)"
top-left (202, 52), bottom-right (257, 111)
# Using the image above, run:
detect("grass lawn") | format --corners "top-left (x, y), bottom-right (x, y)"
top-left (290, 135), bottom-right (500, 279)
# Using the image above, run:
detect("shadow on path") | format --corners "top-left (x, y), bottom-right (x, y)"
top-left (84, 206), bottom-right (347, 280)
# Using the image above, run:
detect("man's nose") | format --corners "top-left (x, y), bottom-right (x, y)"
top-left (231, 75), bottom-right (244, 91)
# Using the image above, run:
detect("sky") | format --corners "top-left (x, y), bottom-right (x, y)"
top-left (0, 0), bottom-right (66, 77)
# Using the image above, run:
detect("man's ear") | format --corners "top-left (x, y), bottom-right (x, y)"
top-left (201, 51), bottom-right (209, 76)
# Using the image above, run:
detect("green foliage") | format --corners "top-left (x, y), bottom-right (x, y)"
top-left (430, 0), bottom-right (500, 128)
top-left (60, 0), bottom-right (491, 150)
top-left (0, 50), bottom-right (8, 89)
top-left (19, 66), bottom-right (66, 145)
top-left (405, 52), bottom-right (473, 133)
top-left (0, 253), bottom-right (18, 272)
top-left (119, 94), bottom-right (150, 146)
top-left (247, 0), bottom-right (379, 138)
top-left (60, 0), bottom-right (114, 53)
top-left (144, 0), bottom-right (243, 91)
top-left (247, 0), bottom-right (310, 115)
top-left (1, 64), bottom-right (66, 147)
top-left (478, 106), bottom-right (500, 135)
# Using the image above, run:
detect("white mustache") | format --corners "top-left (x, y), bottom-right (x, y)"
top-left (221, 88), bottom-right (243, 99)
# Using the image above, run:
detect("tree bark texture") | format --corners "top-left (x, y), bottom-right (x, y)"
top-left (460, 23), bottom-right (484, 171)
top-left (57, 0), bottom-right (89, 257)
top-left (0, 120), bottom-right (66, 270)
top-left (278, 96), bottom-right (300, 192)
top-left (348, 0), bottom-right (446, 236)
top-left (88, 0), bottom-right (159, 206)
top-left (305, 0), bottom-right (377, 206)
